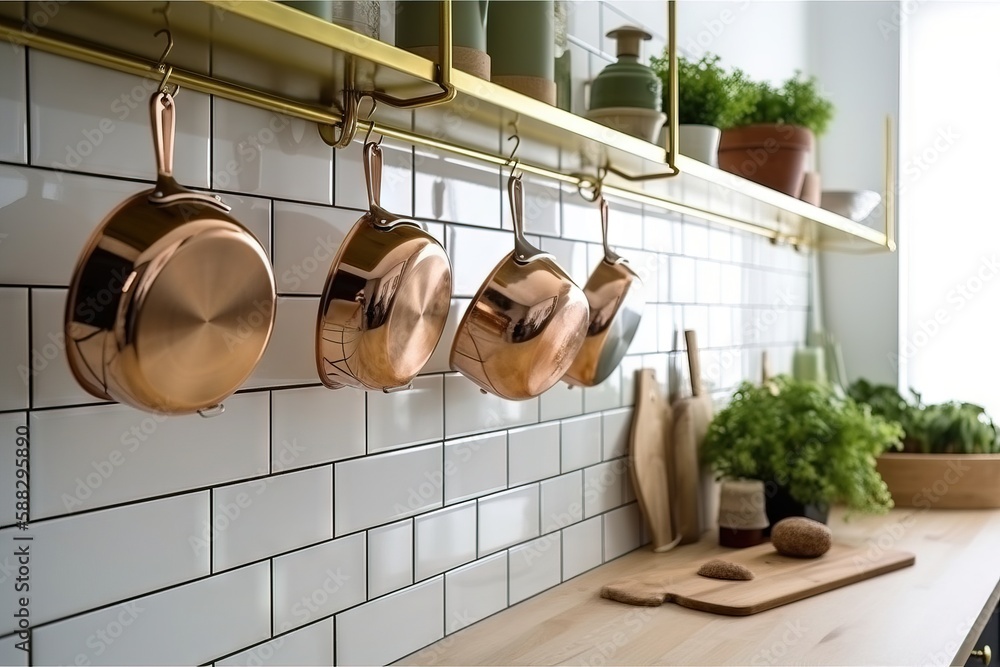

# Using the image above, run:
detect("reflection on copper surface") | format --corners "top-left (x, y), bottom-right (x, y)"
top-left (563, 258), bottom-right (645, 387)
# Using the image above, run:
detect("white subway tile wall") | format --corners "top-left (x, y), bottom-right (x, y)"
top-left (0, 2), bottom-right (810, 663)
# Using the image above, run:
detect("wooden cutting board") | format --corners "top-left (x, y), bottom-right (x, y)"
top-left (629, 369), bottom-right (678, 552)
top-left (601, 541), bottom-right (915, 616)
top-left (671, 330), bottom-right (715, 542)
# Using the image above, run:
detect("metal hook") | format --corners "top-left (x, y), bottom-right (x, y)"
top-left (361, 95), bottom-right (383, 147)
top-left (152, 5), bottom-right (179, 97)
top-left (318, 89), bottom-right (361, 149)
top-left (154, 27), bottom-right (173, 69)
top-left (576, 164), bottom-right (606, 203)
top-left (505, 120), bottom-right (520, 174)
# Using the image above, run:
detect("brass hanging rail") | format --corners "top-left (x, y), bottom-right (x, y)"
top-left (0, 14), bottom-right (787, 242)
top-left (0, 0), bottom-right (890, 251)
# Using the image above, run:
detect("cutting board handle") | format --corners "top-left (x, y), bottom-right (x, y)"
top-left (685, 330), bottom-right (704, 397)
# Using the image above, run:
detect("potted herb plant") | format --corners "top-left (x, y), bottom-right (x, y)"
top-left (703, 376), bottom-right (902, 531)
top-left (717, 72), bottom-right (834, 200)
top-left (848, 380), bottom-right (1000, 509)
top-left (649, 53), bottom-right (758, 167)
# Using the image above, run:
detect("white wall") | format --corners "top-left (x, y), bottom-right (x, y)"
top-left (0, 2), bottom-right (811, 664)
top-left (677, 0), bottom-right (810, 83)
top-left (810, 1), bottom-right (901, 387)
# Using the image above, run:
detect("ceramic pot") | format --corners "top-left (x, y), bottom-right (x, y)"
top-left (678, 124), bottom-right (722, 167)
top-left (718, 124), bottom-right (814, 197)
top-left (281, 1), bottom-right (381, 38)
top-left (396, 0), bottom-right (490, 79)
top-left (487, 0), bottom-right (555, 104)
top-left (589, 26), bottom-right (661, 111)
top-left (717, 479), bottom-right (769, 548)
top-left (800, 171), bottom-right (821, 206)
top-left (763, 484), bottom-right (829, 536)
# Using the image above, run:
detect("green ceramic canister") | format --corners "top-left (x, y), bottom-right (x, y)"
top-left (395, 0), bottom-right (491, 79)
top-left (589, 26), bottom-right (661, 111)
top-left (585, 26), bottom-right (664, 142)
top-left (487, 0), bottom-right (555, 104)
top-left (280, 1), bottom-right (381, 38)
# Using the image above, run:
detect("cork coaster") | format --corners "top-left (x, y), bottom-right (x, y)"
top-left (493, 75), bottom-right (556, 106)
top-left (407, 45), bottom-right (491, 80)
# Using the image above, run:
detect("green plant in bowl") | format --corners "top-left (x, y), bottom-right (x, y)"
top-left (649, 53), bottom-right (758, 129)
top-left (847, 380), bottom-right (1000, 454)
top-left (734, 72), bottom-right (835, 137)
top-left (703, 376), bottom-right (903, 516)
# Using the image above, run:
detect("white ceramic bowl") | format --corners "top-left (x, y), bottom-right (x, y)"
top-left (820, 190), bottom-right (882, 222)
top-left (584, 107), bottom-right (666, 144)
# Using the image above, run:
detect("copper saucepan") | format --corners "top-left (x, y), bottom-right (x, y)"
top-left (564, 197), bottom-right (645, 386)
top-left (316, 141), bottom-right (452, 391)
top-left (450, 172), bottom-right (590, 400)
top-left (65, 91), bottom-right (277, 416)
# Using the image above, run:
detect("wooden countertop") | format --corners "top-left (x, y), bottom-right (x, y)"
top-left (400, 508), bottom-right (1000, 666)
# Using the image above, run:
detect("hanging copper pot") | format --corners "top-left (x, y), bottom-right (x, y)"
top-left (451, 171), bottom-right (589, 400)
top-left (65, 91), bottom-right (276, 416)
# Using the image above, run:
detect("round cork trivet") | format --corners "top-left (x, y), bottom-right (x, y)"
top-left (492, 75), bottom-right (556, 106)
top-left (407, 45), bottom-right (491, 81)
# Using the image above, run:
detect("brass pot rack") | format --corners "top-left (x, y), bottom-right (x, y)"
top-left (0, 0), bottom-right (894, 252)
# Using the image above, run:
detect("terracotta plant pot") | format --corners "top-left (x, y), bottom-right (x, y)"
top-left (718, 124), bottom-right (814, 198)
top-left (800, 171), bottom-right (821, 206)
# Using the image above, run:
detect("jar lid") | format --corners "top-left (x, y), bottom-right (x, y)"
top-left (606, 25), bottom-right (652, 59)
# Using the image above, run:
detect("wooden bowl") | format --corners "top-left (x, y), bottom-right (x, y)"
top-left (876, 453), bottom-right (1000, 509)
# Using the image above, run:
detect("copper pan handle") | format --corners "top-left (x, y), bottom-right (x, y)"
top-left (147, 91), bottom-right (230, 211)
top-left (599, 197), bottom-right (624, 265)
top-left (151, 92), bottom-right (175, 178)
top-left (508, 173), bottom-right (551, 264)
top-left (364, 142), bottom-right (383, 211)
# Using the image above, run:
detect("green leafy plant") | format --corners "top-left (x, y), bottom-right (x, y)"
top-left (734, 72), bottom-right (835, 136)
top-left (649, 53), bottom-right (759, 129)
top-left (847, 379), bottom-right (1000, 454)
top-left (703, 376), bottom-right (903, 514)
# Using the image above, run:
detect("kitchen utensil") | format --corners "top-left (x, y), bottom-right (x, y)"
top-left (316, 141), bottom-right (452, 392)
top-left (629, 369), bottom-right (679, 552)
top-left (450, 172), bottom-right (589, 400)
top-left (65, 90), bottom-right (276, 416)
top-left (671, 330), bottom-right (713, 543)
top-left (820, 190), bottom-right (882, 222)
top-left (488, 0), bottom-right (556, 104)
top-left (601, 541), bottom-right (915, 615)
top-left (563, 197), bottom-right (644, 387)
